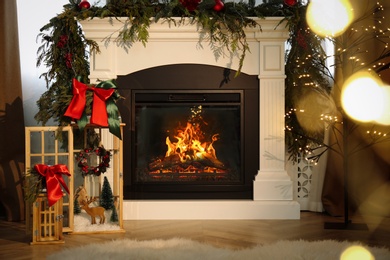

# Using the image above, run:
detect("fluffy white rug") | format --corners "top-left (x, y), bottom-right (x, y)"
top-left (47, 238), bottom-right (390, 260)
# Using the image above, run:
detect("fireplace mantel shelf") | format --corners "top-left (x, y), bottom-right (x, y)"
top-left (80, 17), bottom-right (300, 220)
top-left (80, 17), bottom-right (289, 40)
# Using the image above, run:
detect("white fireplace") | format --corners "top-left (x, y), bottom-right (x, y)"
top-left (80, 17), bottom-right (300, 219)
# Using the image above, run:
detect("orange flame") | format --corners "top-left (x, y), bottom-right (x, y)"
top-left (165, 122), bottom-right (219, 164)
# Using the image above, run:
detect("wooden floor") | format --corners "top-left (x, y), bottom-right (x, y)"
top-left (1, 211), bottom-right (390, 260)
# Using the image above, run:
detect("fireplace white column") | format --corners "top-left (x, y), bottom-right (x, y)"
top-left (80, 17), bottom-right (300, 219)
top-left (253, 41), bottom-right (293, 201)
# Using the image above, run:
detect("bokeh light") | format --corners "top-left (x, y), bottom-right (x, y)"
top-left (295, 90), bottom-right (336, 133)
top-left (341, 71), bottom-right (385, 122)
top-left (374, 86), bottom-right (390, 125)
top-left (340, 245), bottom-right (374, 260)
top-left (306, 0), bottom-right (354, 37)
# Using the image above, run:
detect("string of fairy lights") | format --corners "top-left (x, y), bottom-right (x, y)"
top-left (285, 0), bottom-right (390, 164)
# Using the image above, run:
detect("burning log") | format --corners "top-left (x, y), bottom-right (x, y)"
top-left (199, 152), bottom-right (225, 170)
top-left (148, 153), bottom-right (225, 172)
top-left (148, 154), bottom-right (181, 171)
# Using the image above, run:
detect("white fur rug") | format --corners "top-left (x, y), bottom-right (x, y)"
top-left (47, 238), bottom-right (390, 260)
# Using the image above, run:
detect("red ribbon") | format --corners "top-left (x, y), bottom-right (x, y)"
top-left (34, 164), bottom-right (71, 207)
top-left (64, 78), bottom-right (115, 127)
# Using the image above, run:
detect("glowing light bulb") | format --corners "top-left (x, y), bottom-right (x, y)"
top-left (341, 71), bottom-right (384, 122)
top-left (306, 0), bottom-right (354, 37)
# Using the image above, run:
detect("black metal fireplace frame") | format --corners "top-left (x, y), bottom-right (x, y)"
top-left (117, 64), bottom-right (259, 200)
top-left (133, 90), bottom-right (243, 183)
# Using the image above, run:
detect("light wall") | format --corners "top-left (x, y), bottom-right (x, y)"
top-left (17, 0), bottom-right (67, 126)
top-left (16, 0), bottom-right (104, 126)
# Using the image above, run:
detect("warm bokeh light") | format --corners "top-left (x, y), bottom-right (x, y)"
top-left (306, 0), bottom-right (354, 37)
top-left (341, 72), bottom-right (385, 122)
top-left (340, 246), bottom-right (375, 260)
top-left (295, 90), bottom-right (336, 133)
top-left (374, 86), bottom-right (390, 125)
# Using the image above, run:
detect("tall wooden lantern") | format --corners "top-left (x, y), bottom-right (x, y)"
top-left (71, 124), bottom-right (125, 233)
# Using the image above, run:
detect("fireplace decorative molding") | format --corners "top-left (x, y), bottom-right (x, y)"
top-left (80, 17), bottom-right (300, 219)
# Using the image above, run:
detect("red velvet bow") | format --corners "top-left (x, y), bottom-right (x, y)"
top-left (64, 78), bottom-right (115, 127)
top-left (34, 164), bottom-right (71, 207)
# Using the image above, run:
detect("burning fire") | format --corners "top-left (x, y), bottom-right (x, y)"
top-left (165, 122), bottom-right (221, 165)
top-left (148, 106), bottom-right (226, 174)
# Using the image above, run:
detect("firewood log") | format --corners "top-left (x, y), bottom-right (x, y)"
top-left (148, 154), bottom-right (181, 171)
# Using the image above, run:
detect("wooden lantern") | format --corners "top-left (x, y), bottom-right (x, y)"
top-left (30, 193), bottom-right (64, 245)
top-left (71, 124), bottom-right (125, 233)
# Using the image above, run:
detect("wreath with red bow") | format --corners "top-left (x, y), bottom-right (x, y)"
top-left (77, 146), bottom-right (111, 176)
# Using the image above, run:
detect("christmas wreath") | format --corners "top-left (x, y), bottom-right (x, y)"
top-left (77, 146), bottom-right (111, 176)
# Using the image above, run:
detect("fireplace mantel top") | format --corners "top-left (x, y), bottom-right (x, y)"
top-left (80, 17), bottom-right (288, 41)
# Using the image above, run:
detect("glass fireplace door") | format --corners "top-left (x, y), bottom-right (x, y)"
top-left (133, 91), bottom-right (243, 185)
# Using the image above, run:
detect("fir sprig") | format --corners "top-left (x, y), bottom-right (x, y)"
top-left (23, 168), bottom-right (45, 203)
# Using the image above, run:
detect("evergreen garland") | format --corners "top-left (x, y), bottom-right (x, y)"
top-left (36, 10), bottom-right (97, 128)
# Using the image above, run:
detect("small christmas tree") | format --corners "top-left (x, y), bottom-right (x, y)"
top-left (100, 176), bottom-right (114, 210)
top-left (110, 205), bottom-right (119, 222)
top-left (74, 198), bottom-right (81, 214)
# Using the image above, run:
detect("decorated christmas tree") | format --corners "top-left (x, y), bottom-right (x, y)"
top-left (100, 176), bottom-right (114, 210)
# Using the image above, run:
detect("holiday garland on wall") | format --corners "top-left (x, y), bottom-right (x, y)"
top-left (35, 0), bottom-right (331, 161)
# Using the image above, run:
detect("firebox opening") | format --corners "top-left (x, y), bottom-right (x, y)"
top-left (135, 91), bottom-right (242, 184)
top-left (117, 64), bottom-right (259, 200)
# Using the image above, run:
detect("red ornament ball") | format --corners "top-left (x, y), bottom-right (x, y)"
top-left (213, 0), bottom-right (224, 12)
top-left (180, 0), bottom-right (201, 12)
top-left (284, 0), bottom-right (297, 7)
top-left (79, 0), bottom-right (91, 9)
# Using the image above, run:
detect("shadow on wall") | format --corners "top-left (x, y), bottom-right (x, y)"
top-left (0, 97), bottom-right (25, 221)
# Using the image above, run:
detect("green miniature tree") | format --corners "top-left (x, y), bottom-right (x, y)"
top-left (100, 176), bottom-right (114, 210)
top-left (74, 198), bottom-right (81, 214)
top-left (110, 205), bottom-right (119, 222)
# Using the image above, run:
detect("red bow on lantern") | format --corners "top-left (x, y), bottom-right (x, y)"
top-left (34, 164), bottom-right (71, 207)
top-left (64, 78), bottom-right (115, 127)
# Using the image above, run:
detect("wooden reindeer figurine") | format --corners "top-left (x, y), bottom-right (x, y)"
top-left (80, 197), bottom-right (105, 225)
